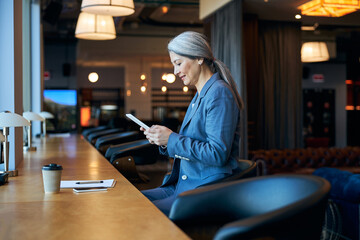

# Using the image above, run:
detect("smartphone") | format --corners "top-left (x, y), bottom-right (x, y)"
top-left (73, 188), bottom-right (108, 193)
top-left (125, 113), bottom-right (150, 130)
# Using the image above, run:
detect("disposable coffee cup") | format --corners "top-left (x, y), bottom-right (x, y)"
top-left (42, 163), bottom-right (63, 193)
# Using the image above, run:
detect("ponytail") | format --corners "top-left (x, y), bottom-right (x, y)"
top-left (213, 59), bottom-right (244, 110)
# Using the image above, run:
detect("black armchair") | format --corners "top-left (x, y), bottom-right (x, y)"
top-left (94, 131), bottom-right (141, 155)
top-left (105, 139), bottom-right (159, 183)
top-left (170, 175), bottom-right (330, 240)
top-left (87, 128), bottom-right (123, 144)
top-left (82, 125), bottom-right (108, 138)
top-left (161, 159), bottom-right (257, 187)
top-left (198, 159), bottom-right (257, 187)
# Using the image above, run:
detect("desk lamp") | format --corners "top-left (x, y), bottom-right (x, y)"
top-left (23, 111), bottom-right (44, 151)
top-left (39, 111), bottom-right (54, 137)
top-left (0, 112), bottom-right (30, 180)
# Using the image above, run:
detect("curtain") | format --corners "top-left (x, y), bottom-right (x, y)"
top-left (258, 21), bottom-right (302, 149)
top-left (211, 0), bottom-right (248, 158)
top-left (243, 15), bottom-right (260, 150)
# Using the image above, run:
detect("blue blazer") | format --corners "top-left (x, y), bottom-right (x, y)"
top-left (160, 72), bottom-right (240, 195)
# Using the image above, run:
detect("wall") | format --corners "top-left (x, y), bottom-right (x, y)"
top-left (44, 42), bottom-right (77, 89)
top-left (77, 66), bottom-right (125, 89)
top-left (76, 36), bottom-right (177, 120)
top-left (44, 29), bottom-right (204, 121)
top-left (302, 63), bottom-right (346, 147)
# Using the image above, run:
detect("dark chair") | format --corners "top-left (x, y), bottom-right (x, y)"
top-left (87, 128), bottom-right (123, 144)
top-left (82, 125), bottom-right (109, 138)
top-left (105, 139), bottom-right (159, 183)
top-left (169, 174), bottom-right (330, 240)
top-left (313, 167), bottom-right (360, 240)
top-left (94, 131), bottom-right (141, 155)
top-left (161, 159), bottom-right (257, 186)
top-left (199, 159), bottom-right (257, 187)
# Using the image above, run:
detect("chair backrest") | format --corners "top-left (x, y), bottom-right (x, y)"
top-left (94, 131), bottom-right (141, 154)
top-left (170, 174), bottom-right (330, 240)
top-left (109, 141), bottom-right (159, 165)
top-left (197, 159), bottom-right (257, 188)
top-left (105, 139), bottom-right (149, 160)
top-left (87, 128), bottom-right (123, 144)
top-left (82, 125), bottom-right (108, 138)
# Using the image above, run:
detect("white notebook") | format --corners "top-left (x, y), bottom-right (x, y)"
top-left (60, 179), bottom-right (116, 189)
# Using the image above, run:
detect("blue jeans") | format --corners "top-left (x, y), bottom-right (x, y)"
top-left (141, 184), bottom-right (176, 216)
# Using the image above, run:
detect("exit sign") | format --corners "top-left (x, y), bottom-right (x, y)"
top-left (312, 74), bottom-right (324, 83)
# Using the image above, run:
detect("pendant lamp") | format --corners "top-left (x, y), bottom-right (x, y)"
top-left (81, 0), bottom-right (135, 17)
top-left (301, 42), bottom-right (330, 63)
top-left (75, 12), bottom-right (116, 40)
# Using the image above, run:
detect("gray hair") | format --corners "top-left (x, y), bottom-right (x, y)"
top-left (168, 31), bottom-right (244, 110)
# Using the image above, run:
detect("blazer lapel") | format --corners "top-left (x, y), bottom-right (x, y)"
top-left (180, 95), bottom-right (201, 132)
top-left (179, 93), bottom-right (198, 133)
top-left (179, 72), bottom-right (220, 133)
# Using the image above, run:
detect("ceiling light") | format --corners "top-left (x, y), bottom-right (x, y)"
top-left (301, 23), bottom-right (319, 31)
top-left (101, 105), bottom-right (118, 110)
top-left (295, 14), bottom-right (302, 19)
top-left (301, 26), bottom-right (316, 31)
top-left (140, 86), bottom-right (146, 93)
top-left (162, 5), bottom-right (169, 14)
top-left (298, 0), bottom-right (360, 17)
top-left (75, 12), bottom-right (116, 40)
top-left (165, 73), bottom-right (176, 84)
top-left (81, 0), bottom-right (135, 17)
top-left (161, 86), bottom-right (167, 92)
top-left (301, 42), bottom-right (330, 62)
top-left (140, 74), bottom-right (146, 80)
top-left (183, 86), bottom-right (189, 92)
top-left (88, 72), bottom-right (99, 82)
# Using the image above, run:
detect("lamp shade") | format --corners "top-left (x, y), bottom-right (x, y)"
top-left (81, 0), bottom-right (135, 17)
top-left (39, 111), bottom-right (55, 119)
top-left (301, 42), bottom-right (330, 63)
top-left (75, 12), bottom-right (116, 40)
top-left (0, 112), bottom-right (30, 127)
top-left (23, 112), bottom-right (45, 121)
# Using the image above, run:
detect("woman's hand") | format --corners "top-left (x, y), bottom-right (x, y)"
top-left (141, 125), bottom-right (173, 146)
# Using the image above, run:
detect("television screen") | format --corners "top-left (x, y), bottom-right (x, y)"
top-left (43, 89), bottom-right (77, 132)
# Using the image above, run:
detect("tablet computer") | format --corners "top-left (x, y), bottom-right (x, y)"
top-left (126, 114), bottom-right (150, 130)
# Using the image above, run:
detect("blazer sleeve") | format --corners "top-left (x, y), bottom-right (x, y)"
top-left (166, 91), bottom-right (239, 167)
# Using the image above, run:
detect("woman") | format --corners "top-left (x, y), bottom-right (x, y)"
top-left (141, 31), bottom-right (244, 215)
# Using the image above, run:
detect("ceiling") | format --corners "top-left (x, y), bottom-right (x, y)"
top-left (42, 0), bottom-right (360, 41)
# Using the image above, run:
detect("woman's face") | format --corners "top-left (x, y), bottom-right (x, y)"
top-left (169, 51), bottom-right (201, 86)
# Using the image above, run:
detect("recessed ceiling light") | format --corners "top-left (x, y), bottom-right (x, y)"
top-left (295, 14), bottom-right (302, 19)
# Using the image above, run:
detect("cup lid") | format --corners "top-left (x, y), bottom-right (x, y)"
top-left (42, 163), bottom-right (62, 170)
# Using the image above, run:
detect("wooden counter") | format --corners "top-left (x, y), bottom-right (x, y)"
top-left (0, 135), bottom-right (189, 240)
